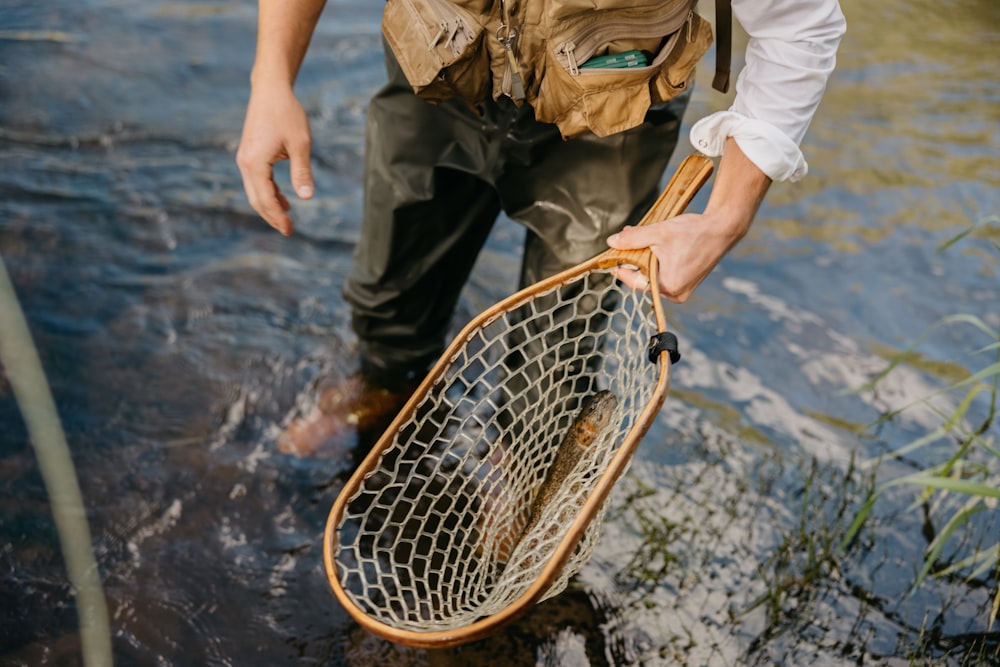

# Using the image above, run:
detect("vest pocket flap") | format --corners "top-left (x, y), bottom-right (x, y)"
top-left (383, 0), bottom-right (488, 96)
top-left (539, 65), bottom-right (655, 138)
top-left (534, 3), bottom-right (711, 139)
top-left (651, 12), bottom-right (713, 104)
top-left (582, 84), bottom-right (651, 138)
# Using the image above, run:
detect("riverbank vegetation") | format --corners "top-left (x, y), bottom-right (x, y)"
top-left (843, 217), bottom-right (1000, 660)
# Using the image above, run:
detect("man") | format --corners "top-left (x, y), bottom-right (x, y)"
top-left (236, 0), bottom-right (846, 454)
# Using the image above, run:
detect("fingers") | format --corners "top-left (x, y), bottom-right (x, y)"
top-left (237, 141), bottom-right (311, 236)
top-left (607, 225), bottom-right (655, 293)
top-left (237, 157), bottom-right (294, 236)
top-left (609, 266), bottom-right (651, 292)
top-left (288, 136), bottom-right (314, 201)
top-left (235, 91), bottom-right (313, 237)
top-left (607, 221), bottom-right (694, 302)
top-left (613, 265), bottom-right (690, 304)
top-left (276, 187), bottom-right (291, 212)
top-left (606, 224), bottom-right (656, 250)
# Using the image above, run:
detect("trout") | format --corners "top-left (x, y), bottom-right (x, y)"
top-left (497, 390), bottom-right (618, 563)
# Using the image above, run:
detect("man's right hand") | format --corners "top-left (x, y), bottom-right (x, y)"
top-left (235, 84), bottom-right (315, 236)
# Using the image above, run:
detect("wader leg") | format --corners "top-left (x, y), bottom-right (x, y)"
top-left (344, 50), bottom-right (503, 381)
top-left (498, 95), bottom-right (691, 288)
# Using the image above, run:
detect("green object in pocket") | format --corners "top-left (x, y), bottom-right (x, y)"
top-left (579, 50), bottom-right (649, 69)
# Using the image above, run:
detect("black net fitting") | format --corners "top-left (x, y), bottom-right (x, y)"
top-left (647, 332), bottom-right (681, 365)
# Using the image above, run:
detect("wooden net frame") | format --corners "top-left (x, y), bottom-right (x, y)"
top-left (323, 154), bottom-right (714, 647)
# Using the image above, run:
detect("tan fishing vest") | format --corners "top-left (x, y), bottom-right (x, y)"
top-left (382, 0), bottom-right (718, 139)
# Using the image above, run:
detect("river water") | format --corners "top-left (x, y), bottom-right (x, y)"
top-left (1, 1), bottom-right (998, 665)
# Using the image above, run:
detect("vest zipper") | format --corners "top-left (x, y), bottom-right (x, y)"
top-left (555, 6), bottom-right (693, 76)
top-left (422, 0), bottom-right (477, 57)
top-left (497, 0), bottom-right (525, 100)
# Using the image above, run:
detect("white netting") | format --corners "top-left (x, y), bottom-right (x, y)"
top-left (331, 267), bottom-right (666, 633)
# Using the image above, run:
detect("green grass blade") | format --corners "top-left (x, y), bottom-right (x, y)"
top-left (846, 314), bottom-right (995, 396)
top-left (934, 542), bottom-right (998, 579)
top-left (992, 585), bottom-right (999, 631)
top-left (900, 474), bottom-right (1000, 499)
top-left (937, 226), bottom-right (977, 253)
top-left (915, 504), bottom-right (985, 586)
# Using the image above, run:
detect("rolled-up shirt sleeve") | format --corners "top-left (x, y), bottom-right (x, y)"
top-left (689, 0), bottom-right (846, 182)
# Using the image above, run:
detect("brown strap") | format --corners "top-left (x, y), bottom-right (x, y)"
top-left (712, 0), bottom-right (732, 93)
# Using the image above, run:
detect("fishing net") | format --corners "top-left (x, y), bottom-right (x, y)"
top-left (323, 154), bottom-right (712, 647)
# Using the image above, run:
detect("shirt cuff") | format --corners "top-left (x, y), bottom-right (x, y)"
top-left (689, 110), bottom-right (808, 182)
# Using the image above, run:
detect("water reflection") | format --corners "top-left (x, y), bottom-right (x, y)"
top-left (1, 0), bottom-right (998, 665)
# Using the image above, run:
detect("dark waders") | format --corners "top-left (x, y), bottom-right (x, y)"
top-left (343, 44), bottom-right (690, 382)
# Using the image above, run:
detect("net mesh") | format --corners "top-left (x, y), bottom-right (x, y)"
top-left (331, 266), bottom-right (665, 633)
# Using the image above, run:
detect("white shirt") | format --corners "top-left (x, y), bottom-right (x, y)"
top-left (689, 0), bottom-right (846, 181)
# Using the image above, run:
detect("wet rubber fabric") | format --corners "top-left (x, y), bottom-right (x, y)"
top-left (343, 43), bottom-right (689, 380)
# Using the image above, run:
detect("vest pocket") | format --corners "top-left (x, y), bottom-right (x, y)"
top-left (534, 7), bottom-right (713, 139)
top-left (547, 0), bottom-right (667, 22)
top-left (382, 0), bottom-right (491, 105)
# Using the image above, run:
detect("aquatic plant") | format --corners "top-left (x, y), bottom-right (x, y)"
top-left (0, 256), bottom-right (113, 667)
top-left (841, 216), bottom-right (1000, 633)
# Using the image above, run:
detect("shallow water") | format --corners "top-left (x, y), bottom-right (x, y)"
top-left (1, 0), bottom-right (998, 665)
